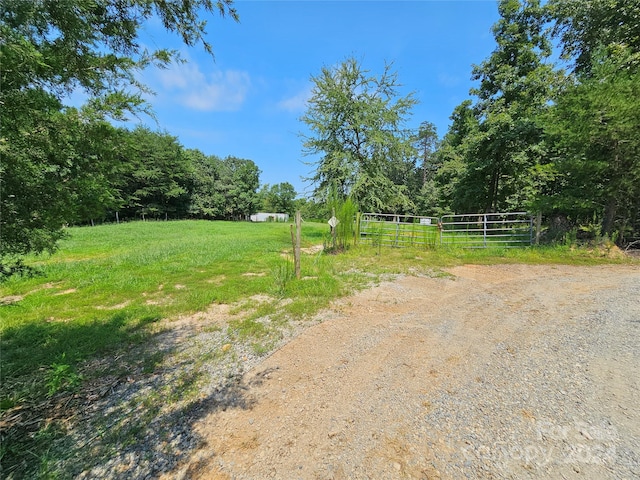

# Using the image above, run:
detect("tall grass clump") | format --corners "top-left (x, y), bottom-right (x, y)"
top-left (272, 257), bottom-right (296, 295)
top-left (325, 188), bottom-right (358, 252)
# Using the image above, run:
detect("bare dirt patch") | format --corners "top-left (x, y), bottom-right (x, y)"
top-left (166, 264), bottom-right (639, 479)
top-left (301, 245), bottom-right (324, 255)
top-left (95, 301), bottom-right (131, 310)
top-left (53, 288), bottom-right (77, 296)
top-left (0, 295), bottom-right (24, 305)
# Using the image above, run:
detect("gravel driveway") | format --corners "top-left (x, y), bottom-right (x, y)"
top-left (164, 264), bottom-right (640, 479)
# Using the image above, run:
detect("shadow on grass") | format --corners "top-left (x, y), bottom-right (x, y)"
top-left (1, 311), bottom-right (160, 381)
top-left (0, 311), bottom-right (272, 479)
top-left (58, 358), bottom-right (266, 479)
top-left (0, 311), bottom-right (160, 478)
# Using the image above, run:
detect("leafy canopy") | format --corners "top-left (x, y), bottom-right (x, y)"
top-left (1, 0), bottom-right (238, 106)
top-left (301, 57), bottom-right (417, 213)
top-left (440, 0), bottom-right (557, 214)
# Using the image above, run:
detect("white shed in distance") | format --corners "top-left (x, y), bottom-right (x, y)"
top-left (250, 212), bottom-right (290, 222)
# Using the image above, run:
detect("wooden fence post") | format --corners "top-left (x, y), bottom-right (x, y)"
top-left (295, 210), bottom-right (301, 279)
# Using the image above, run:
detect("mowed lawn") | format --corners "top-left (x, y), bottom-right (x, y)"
top-left (0, 220), bottom-right (348, 404)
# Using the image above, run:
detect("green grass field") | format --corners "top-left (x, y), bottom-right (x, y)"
top-left (1, 219), bottom-right (635, 477)
top-left (1, 221), bottom-right (341, 398)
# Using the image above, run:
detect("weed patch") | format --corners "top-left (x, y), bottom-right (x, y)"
top-left (45, 353), bottom-right (82, 397)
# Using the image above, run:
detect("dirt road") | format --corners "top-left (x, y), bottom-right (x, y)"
top-left (168, 264), bottom-right (640, 479)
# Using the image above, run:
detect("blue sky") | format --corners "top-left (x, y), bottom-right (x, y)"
top-left (133, 0), bottom-right (501, 196)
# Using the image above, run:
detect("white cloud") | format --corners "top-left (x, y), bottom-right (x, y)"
top-left (277, 86), bottom-right (312, 113)
top-left (157, 63), bottom-right (198, 89)
top-left (154, 61), bottom-right (250, 112)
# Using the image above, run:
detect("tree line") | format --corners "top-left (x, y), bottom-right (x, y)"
top-left (302, 0), bottom-right (640, 245)
top-left (0, 0), bottom-right (298, 263)
top-left (2, 108), bottom-right (295, 253)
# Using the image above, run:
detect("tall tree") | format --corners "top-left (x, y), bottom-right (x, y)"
top-left (407, 121), bottom-right (442, 216)
top-left (218, 157), bottom-right (260, 220)
top-left (301, 57), bottom-right (418, 213)
top-left (117, 127), bottom-right (193, 220)
top-left (187, 150), bottom-right (226, 219)
top-left (434, 100), bottom-right (479, 214)
top-left (548, 0), bottom-right (640, 75)
top-left (543, 51), bottom-right (640, 239)
top-left (65, 114), bottom-right (127, 225)
top-left (414, 121), bottom-right (439, 186)
top-left (259, 183), bottom-right (297, 216)
top-left (447, 0), bottom-right (557, 213)
top-left (0, 0), bottom-right (238, 258)
top-left (0, 102), bottom-right (113, 254)
top-left (542, 0), bottom-right (640, 240)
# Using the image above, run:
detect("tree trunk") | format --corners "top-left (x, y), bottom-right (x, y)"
top-left (422, 156), bottom-right (428, 186)
top-left (486, 169), bottom-right (500, 213)
top-left (601, 197), bottom-right (617, 238)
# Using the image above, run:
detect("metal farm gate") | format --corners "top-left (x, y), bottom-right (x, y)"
top-left (359, 213), bottom-right (440, 248)
top-left (439, 212), bottom-right (533, 248)
top-left (359, 212), bottom-right (533, 248)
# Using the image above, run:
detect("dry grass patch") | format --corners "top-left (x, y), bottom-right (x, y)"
top-left (95, 301), bottom-right (131, 310)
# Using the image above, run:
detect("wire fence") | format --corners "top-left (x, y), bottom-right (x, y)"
top-left (358, 212), bottom-right (533, 248)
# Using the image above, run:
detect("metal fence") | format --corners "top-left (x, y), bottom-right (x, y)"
top-left (440, 212), bottom-right (533, 248)
top-left (359, 212), bottom-right (533, 248)
top-left (359, 213), bottom-right (441, 248)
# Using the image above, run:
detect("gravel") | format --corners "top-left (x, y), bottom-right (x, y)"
top-left (423, 295), bottom-right (640, 479)
top-left (60, 301), bottom-right (316, 479)
top-left (53, 264), bottom-right (639, 479)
